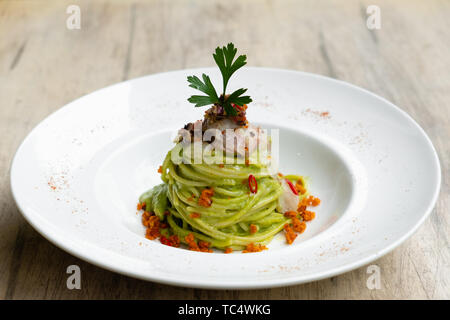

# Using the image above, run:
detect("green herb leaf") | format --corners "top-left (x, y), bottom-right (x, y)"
top-left (187, 74), bottom-right (219, 107)
top-left (186, 43), bottom-right (251, 112)
top-left (226, 88), bottom-right (252, 106)
top-left (187, 95), bottom-right (218, 107)
top-left (213, 43), bottom-right (247, 94)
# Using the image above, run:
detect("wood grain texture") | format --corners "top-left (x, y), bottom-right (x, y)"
top-left (0, 0), bottom-right (448, 299)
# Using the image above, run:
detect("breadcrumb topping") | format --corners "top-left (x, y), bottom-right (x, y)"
top-left (198, 188), bottom-right (214, 207)
top-left (283, 223), bottom-right (297, 244)
top-left (243, 243), bottom-right (268, 253)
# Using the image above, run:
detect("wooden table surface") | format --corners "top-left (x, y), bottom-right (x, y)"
top-left (0, 0), bottom-right (448, 299)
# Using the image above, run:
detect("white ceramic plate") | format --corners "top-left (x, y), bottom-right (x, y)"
top-left (10, 68), bottom-right (441, 289)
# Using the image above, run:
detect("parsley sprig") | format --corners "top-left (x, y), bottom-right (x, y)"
top-left (187, 43), bottom-right (252, 116)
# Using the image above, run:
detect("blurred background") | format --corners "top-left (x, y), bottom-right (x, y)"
top-left (0, 0), bottom-right (448, 299)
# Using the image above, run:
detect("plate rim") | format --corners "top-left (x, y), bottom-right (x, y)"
top-left (10, 67), bottom-right (442, 289)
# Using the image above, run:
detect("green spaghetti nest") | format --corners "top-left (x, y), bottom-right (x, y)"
top-left (138, 145), bottom-right (308, 251)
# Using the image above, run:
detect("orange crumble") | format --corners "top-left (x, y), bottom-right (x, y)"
top-left (295, 182), bottom-right (307, 195)
top-left (198, 240), bottom-right (213, 252)
top-left (302, 195), bottom-right (321, 207)
top-left (137, 202), bottom-right (146, 211)
top-left (198, 188), bottom-right (214, 207)
top-left (143, 214), bottom-right (160, 240)
top-left (184, 233), bottom-right (198, 250)
top-left (249, 224), bottom-right (257, 234)
top-left (297, 204), bottom-right (307, 213)
top-left (141, 211), bottom-right (151, 225)
top-left (301, 210), bottom-right (315, 222)
top-left (157, 165), bottom-right (163, 173)
top-left (242, 243), bottom-right (268, 253)
top-left (184, 233), bottom-right (213, 252)
top-left (284, 211), bottom-right (297, 218)
top-left (311, 197), bottom-right (321, 206)
top-left (224, 247), bottom-right (233, 254)
top-left (283, 223), bottom-right (297, 244)
top-left (190, 212), bottom-right (201, 219)
top-left (299, 197), bottom-right (308, 207)
top-left (169, 235), bottom-right (180, 247)
top-left (292, 217), bottom-right (307, 233)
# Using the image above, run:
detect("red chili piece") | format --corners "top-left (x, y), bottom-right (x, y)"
top-left (248, 174), bottom-right (258, 194)
top-left (232, 103), bottom-right (244, 111)
top-left (160, 236), bottom-right (170, 245)
top-left (285, 179), bottom-right (299, 195)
